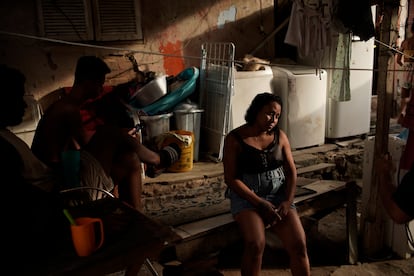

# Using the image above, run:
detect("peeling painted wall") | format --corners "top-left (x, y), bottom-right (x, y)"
top-left (0, 0), bottom-right (276, 100)
top-left (217, 5), bottom-right (237, 29)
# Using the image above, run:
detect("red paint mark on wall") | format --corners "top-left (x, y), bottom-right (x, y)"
top-left (159, 40), bottom-right (185, 76)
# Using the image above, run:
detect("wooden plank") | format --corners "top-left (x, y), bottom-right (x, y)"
top-left (294, 180), bottom-right (346, 203)
top-left (335, 138), bottom-right (364, 148)
top-left (174, 180), bottom-right (347, 241)
top-left (346, 181), bottom-right (359, 264)
top-left (296, 163), bottom-right (336, 175)
top-left (294, 144), bottom-right (338, 155)
top-left (295, 187), bottom-right (347, 218)
top-left (297, 177), bottom-right (315, 187)
top-left (169, 179), bottom-right (358, 265)
top-left (173, 213), bottom-right (234, 240)
top-left (362, 4), bottom-right (394, 257)
top-left (293, 153), bottom-right (318, 164)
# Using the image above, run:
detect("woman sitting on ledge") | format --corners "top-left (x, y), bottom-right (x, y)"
top-left (223, 92), bottom-right (310, 276)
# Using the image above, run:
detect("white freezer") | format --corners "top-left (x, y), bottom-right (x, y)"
top-left (271, 65), bottom-right (327, 149)
top-left (230, 65), bottom-right (274, 130)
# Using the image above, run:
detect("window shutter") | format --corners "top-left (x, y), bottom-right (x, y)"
top-left (38, 0), bottom-right (94, 41)
top-left (93, 0), bottom-right (143, 41)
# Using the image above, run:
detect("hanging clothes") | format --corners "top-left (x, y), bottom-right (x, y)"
top-left (284, 0), bottom-right (333, 61)
top-left (329, 33), bottom-right (352, 101)
top-left (334, 0), bottom-right (375, 41)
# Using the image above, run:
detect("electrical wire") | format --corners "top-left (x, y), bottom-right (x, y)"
top-left (0, 29), bottom-right (413, 74)
top-left (0, 30), bottom-right (201, 61)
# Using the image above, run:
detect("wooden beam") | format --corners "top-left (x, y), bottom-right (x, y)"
top-left (346, 181), bottom-right (359, 264)
top-left (361, 3), bottom-right (395, 257)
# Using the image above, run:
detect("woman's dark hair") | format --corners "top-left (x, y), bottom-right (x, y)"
top-left (244, 92), bottom-right (283, 125)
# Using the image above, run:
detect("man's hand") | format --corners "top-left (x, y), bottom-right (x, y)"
top-left (159, 143), bottom-right (181, 168)
top-left (128, 123), bottom-right (144, 139)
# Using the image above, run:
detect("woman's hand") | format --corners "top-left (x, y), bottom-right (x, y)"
top-left (257, 200), bottom-right (281, 227)
top-left (277, 200), bottom-right (291, 217)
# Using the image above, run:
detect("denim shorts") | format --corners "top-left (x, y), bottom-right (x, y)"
top-left (226, 187), bottom-right (295, 216)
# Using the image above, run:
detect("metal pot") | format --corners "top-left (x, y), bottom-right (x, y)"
top-left (139, 112), bottom-right (172, 141)
top-left (130, 75), bottom-right (167, 107)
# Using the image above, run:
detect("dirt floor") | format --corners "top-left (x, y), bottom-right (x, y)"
top-left (213, 207), bottom-right (350, 272)
top-left (215, 202), bottom-right (414, 276)
top-left (135, 200), bottom-right (414, 276)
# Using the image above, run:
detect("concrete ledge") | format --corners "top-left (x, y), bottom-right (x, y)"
top-left (293, 144), bottom-right (338, 155)
top-left (143, 162), bottom-right (223, 185)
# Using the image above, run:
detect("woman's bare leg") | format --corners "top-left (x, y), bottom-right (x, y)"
top-left (235, 210), bottom-right (266, 276)
top-left (270, 209), bottom-right (310, 276)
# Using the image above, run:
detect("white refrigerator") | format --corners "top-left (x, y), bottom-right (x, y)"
top-left (325, 36), bottom-right (375, 139)
top-left (230, 65), bottom-right (274, 130)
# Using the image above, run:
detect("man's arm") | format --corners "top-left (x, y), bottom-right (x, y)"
top-left (396, 40), bottom-right (407, 67)
top-left (396, 51), bottom-right (404, 67)
top-left (377, 154), bottom-right (412, 224)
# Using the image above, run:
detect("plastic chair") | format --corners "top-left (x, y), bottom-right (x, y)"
top-left (59, 186), bottom-right (114, 207)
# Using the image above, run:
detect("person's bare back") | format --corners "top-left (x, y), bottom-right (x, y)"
top-left (32, 95), bottom-right (84, 168)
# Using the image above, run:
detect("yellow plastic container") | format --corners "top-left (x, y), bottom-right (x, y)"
top-left (160, 130), bottom-right (194, 172)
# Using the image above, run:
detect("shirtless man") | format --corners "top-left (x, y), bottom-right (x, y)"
top-left (396, 23), bottom-right (414, 172)
top-left (31, 56), bottom-right (170, 210)
top-left (396, 23), bottom-right (414, 125)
